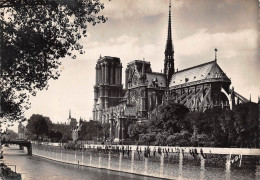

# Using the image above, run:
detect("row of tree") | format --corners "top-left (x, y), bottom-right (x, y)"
top-left (26, 114), bottom-right (110, 142)
top-left (77, 120), bottom-right (110, 141)
top-left (26, 114), bottom-right (62, 141)
top-left (128, 102), bottom-right (259, 148)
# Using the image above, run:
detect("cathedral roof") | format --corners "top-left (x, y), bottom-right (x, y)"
top-left (169, 60), bottom-right (231, 88)
top-left (146, 73), bottom-right (166, 88)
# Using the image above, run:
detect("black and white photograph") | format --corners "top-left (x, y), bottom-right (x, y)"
top-left (0, 0), bottom-right (260, 179)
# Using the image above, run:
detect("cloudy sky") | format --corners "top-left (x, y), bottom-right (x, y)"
top-left (17, 0), bottom-right (259, 128)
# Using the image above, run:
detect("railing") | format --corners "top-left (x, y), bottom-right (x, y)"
top-left (31, 142), bottom-right (260, 180)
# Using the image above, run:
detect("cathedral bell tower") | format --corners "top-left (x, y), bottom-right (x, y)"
top-left (93, 56), bottom-right (123, 122)
top-left (164, 0), bottom-right (175, 88)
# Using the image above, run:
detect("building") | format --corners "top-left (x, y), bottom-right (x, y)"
top-left (18, 122), bottom-right (26, 139)
top-left (92, 2), bottom-right (249, 142)
top-left (67, 110), bottom-right (78, 130)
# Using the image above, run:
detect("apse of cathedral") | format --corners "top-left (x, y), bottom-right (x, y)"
top-left (92, 1), bottom-right (249, 141)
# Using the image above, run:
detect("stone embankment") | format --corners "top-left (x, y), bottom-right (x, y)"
top-left (31, 142), bottom-right (258, 180)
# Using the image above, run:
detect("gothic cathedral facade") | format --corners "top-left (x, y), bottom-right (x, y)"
top-left (92, 2), bottom-right (248, 142)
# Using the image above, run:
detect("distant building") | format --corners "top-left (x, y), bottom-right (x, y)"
top-left (67, 110), bottom-right (77, 130)
top-left (18, 122), bottom-right (26, 139)
top-left (71, 118), bottom-right (85, 142)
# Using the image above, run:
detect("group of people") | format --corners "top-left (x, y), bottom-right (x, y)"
top-left (63, 143), bottom-right (212, 162)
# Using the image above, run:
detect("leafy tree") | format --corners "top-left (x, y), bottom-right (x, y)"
top-left (190, 133), bottom-right (212, 147)
top-left (150, 102), bottom-right (189, 134)
top-left (78, 120), bottom-right (103, 141)
top-left (52, 123), bottom-right (71, 142)
top-left (49, 130), bottom-right (56, 140)
top-left (154, 131), bottom-right (170, 146)
top-left (183, 111), bottom-right (203, 134)
top-left (138, 132), bottom-right (156, 145)
top-left (233, 102), bottom-right (258, 147)
top-left (218, 109), bottom-right (236, 147)
top-left (55, 131), bottom-right (63, 142)
top-left (166, 131), bottom-right (192, 146)
top-left (69, 118), bottom-right (77, 130)
top-left (101, 123), bottom-right (110, 141)
top-left (48, 129), bottom-right (62, 142)
top-left (1, 0), bottom-right (107, 121)
top-left (128, 122), bottom-right (149, 141)
top-left (26, 114), bottom-right (49, 140)
top-left (44, 116), bottom-right (53, 131)
top-left (6, 129), bottom-right (18, 140)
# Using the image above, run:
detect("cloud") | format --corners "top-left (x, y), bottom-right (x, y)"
top-left (176, 28), bottom-right (258, 57)
top-left (102, 0), bottom-right (181, 20)
top-left (174, 0), bottom-right (258, 37)
top-left (19, 0), bottom-right (259, 130)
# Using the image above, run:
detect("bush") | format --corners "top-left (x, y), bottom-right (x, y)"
top-left (166, 131), bottom-right (192, 146)
top-left (138, 133), bottom-right (156, 145)
top-left (191, 133), bottom-right (212, 147)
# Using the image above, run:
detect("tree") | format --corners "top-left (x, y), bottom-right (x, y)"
top-left (6, 129), bottom-right (18, 140)
top-left (154, 131), bottom-right (170, 146)
top-left (128, 122), bottom-right (149, 141)
top-left (150, 102), bottom-right (189, 134)
top-left (1, 0), bottom-right (107, 121)
top-left (78, 120), bottom-right (103, 141)
top-left (138, 132), bottom-right (156, 145)
top-left (218, 109), bottom-right (236, 147)
top-left (233, 102), bottom-right (258, 147)
top-left (183, 111), bottom-right (203, 134)
top-left (166, 131), bottom-right (192, 146)
top-left (69, 118), bottom-right (77, 130)
top-left (26, 114), bottom-right (49, 140)
top-left (101, 123), bottom-right (110, 141)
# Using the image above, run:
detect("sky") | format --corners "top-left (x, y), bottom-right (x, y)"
top-left (11, 0), bottom-right (260, 130)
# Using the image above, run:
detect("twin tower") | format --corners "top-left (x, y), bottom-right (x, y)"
top-left (93, 1), bottom-right (175, 123)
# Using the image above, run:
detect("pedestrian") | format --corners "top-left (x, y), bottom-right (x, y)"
top-left (147, 146), bottom-right (151, 158)
top-left (127, 146), bottom-right (130, 157)
top-left (158, 147), bottom-right (161, 155)
top-left (144, 147), bottom-right (147, 158)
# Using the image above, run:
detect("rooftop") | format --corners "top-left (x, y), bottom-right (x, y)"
top-left (169, 60), bottom-right (230, 87)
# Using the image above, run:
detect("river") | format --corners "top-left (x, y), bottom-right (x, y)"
top-left (2, 145), bottom-right (157, 180)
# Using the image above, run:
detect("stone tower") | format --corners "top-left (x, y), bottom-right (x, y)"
top-left (93, 56), bottom-right (123, 122)
top-left (164, 0), bottom-right (175, 88)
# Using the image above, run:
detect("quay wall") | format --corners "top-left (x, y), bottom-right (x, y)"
top-left (29, 142), bottom-right (258, 180)
top-left (33, 142), bottom-right (260, 156)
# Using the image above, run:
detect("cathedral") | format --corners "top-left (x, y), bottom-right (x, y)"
top-left (92, 2), bottom-right (248, 142)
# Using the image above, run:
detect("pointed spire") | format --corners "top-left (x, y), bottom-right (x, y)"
top-left (215, 48), bottom-right (218, 61)
top-left (69, 109), bottom-right (71, 119)
top-left (164, 0), bottom-right (175, 88)
top-left (165, 0), bottom-right (173, 54)
top-left (98, 54), bottom-right (102, 61)
top-left (249, 94), bottom-right (251, 102)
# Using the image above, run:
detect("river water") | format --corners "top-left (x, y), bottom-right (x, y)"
top-left (2, 145), bottom-right (157, 180)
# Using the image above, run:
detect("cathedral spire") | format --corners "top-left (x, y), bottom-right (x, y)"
top-left (69, 109), bottom-right (71, 119)
top-left (166, 0), bottom-right (172, 50)
top-left (164, 0), bottom-right (175, 88)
